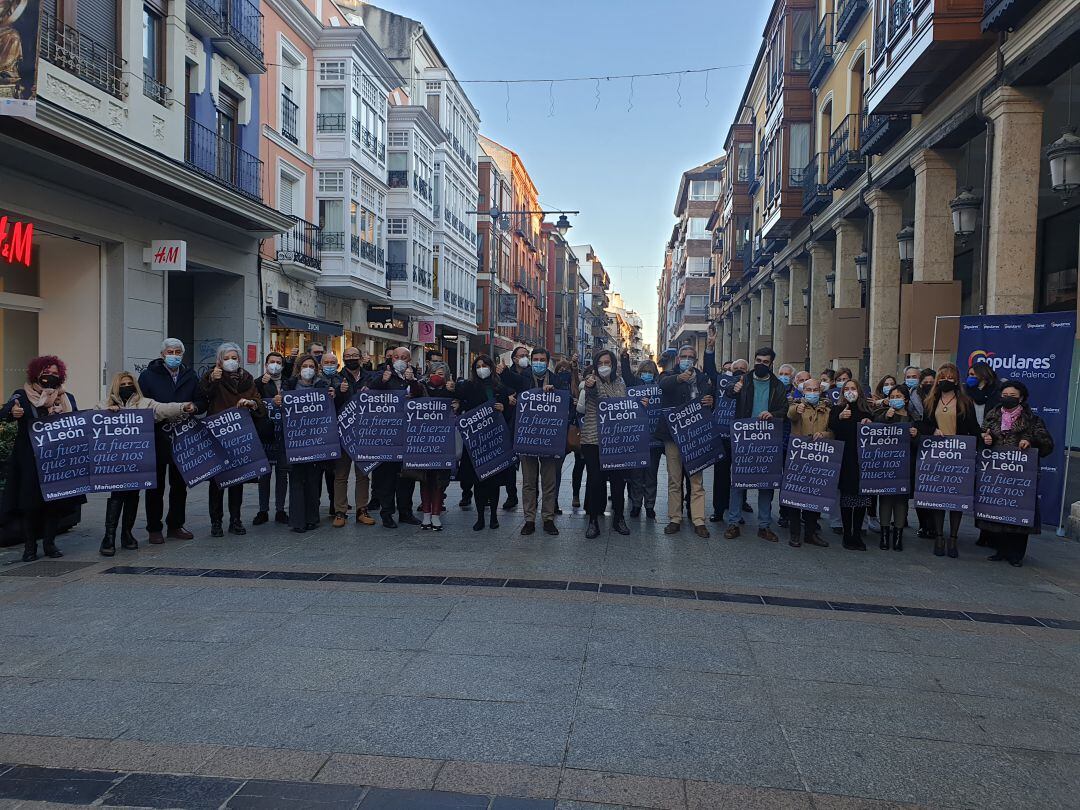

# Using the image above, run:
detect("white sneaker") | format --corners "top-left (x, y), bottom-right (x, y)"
top-left (421, 512), bottom-right (431, 529)
top-left (431, 513), bottom-right (442, 530)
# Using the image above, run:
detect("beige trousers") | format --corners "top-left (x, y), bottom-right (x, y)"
top-left (333, 456), bottom-right (370, 515)
top-left (521, 456), bottom-right (558, 523)
top-left (665, 441), bottom-right (706, 526)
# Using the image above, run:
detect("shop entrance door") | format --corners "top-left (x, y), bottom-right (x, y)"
top-left (168, 269), bottom-right (245, 376)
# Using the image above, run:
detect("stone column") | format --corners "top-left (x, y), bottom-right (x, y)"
top-left (833, 219), bottom-right (864, 309)
top-left (748, 293), bottom-right (759, 354)
top-left (911, 149), bottom-right (956, 282)
top-left (789, 258), bottom-right (808, 326)
top-left (866, 188), bottom-right (904, 382)
top-left (984, 86), bottom-right (1044, 314)
top-left (721, 313), bottom-right (733, 361)
top-left (807, 241), bottom-right (834, 373)
top-left (772, 272), bottom-right (789, 365)
top-left (758, 283), bottom-right (773, 347)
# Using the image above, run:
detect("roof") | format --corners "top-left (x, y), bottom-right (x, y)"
top-left (673, 154), bottom-right (726, 216)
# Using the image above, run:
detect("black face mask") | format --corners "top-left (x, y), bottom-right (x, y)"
top-left (1000, 395), bottom-right (1021, 410)
top-left (312, 353), bottom-right (323, 363)
top-left (753, 363), bottom-right (770, 378)
top-left (39, 375), bottom-right (60, 389)
top-left (344, 359), bottom-right (362, 371)
top-left (920, 383), bottom-right (933, 395)
top-left (118, 385), bottom-right (136, 401)
top-left (937, 380), bottom-right (956, 393)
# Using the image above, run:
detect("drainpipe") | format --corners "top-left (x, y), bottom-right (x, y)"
top-left (976, 32), bottom-right (1008, 315)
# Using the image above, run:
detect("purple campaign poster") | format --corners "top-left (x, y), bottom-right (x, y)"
top-left (598, 397), bottom-right (651, 471)
top-left (89, 409), bottom-right (157, 493)
top-left (730, 418), bottom-right (785, 489)
top-left (168, 416), bottom-right (227, 486)
top-left (282, 388), bottom-right (341, 464)
top-left (780, 436), bottom-right (844, 515)
top-left (975, 446), bottom-right (1039, 527)
top-left (30, 411), bottom-right (95, 501)
top-left (338, 390), bottom-right (407, 463)
top-left (403, 397), bottom-right (458, 470)
top-left (207, 407), bottom-right (270, 488)
top-left (513, 388), bottom-right (570, 459)
top-left (914, 435), bottom-right (977, 513)
top-left (713, 375), bottom-right (738, 439)
top-left (666, 400), bottom-right (722, 476)
top-left (857, 423), bottom-right (912, 495)
top-left (627, 384), bottom-right (663, 450)
top-left (458, 403), bottom-right (515, 481)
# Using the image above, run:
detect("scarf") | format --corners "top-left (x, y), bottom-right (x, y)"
top-left (26, 382), bottom-right (72, 415)
top-left (1001, 405), bottom-right (1022, 433)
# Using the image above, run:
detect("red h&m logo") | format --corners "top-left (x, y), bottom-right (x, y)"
top-left (0, 217), bottom-right (33, 268)
top-left (154, 244), bottom-right (180, 264)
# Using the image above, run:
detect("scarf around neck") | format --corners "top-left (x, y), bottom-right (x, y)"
top-left (27, 382), bottom-right (71, 415)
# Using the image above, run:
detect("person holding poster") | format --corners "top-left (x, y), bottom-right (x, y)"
top-left (415, 366), bottom-right (456, 531)
top-left (723, 348), bottom-right (787, 543)
top-left (623, 355), bottom-right (662, 520)
top-left (254, 352), bottom-right (289, 527)
top-left (579, 351), bottom-right (632, 539)
top-left (978, 382), bottom-right (1053, 567)
top-left (278, 354), bottom-right (333, 533)
top-left (871, 384), bottom-right (918, 551)
top-left (0, 356), bottom-right (83, 562)
top-left (658, 345), bottom-right (715, 538)
top-left (515, 348), bottom-right (568, 537)
top-left (96, 372), bottom-right (194, 557)
top-left (331, 346), bottom-right (376, 528)
top-left (199, 343), bottom-right (264, 537)
top-left (368, 347), bottom-right (425, 528)
top-left (455, 356), bottom-right (514, 531)
top-left (784, 378), bottom-right (832, 548)
top-left (703, 330), bottom-right (741, 525)
top-left (828, 379), bottom-right (875, 551)
top-left (918, 363), bottom-right (981, 558)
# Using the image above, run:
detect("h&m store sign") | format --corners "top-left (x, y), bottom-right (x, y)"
top-left (0, 216), bottom-right (33, 268)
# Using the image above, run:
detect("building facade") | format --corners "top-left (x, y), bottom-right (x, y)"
top-left (575, 244), bottom-right (613, 363)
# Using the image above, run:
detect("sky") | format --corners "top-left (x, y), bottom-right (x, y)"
top-left (376, 0), bottom-right (770, 350)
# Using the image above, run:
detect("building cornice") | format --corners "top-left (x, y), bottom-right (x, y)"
top-left (387, 104), bottom-right (446, 146)
top-left (264, 0), bottom-right (323, 47)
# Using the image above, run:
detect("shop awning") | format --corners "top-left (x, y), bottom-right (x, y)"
top-left (266, 308), bottom-right (344, 336)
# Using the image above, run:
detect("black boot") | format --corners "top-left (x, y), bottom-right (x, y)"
top-left (893, 528), bottom-right (903, 552)
top-left (489, 504), bottom-right (499, 530)
top-left (21, 524), bottom-right (37, 562)
top-left (879, 528), bottom-right (890, 550)
top-left (473, 496), bottom-right (487, 531)
top-left (947, 534), bottom-right (959, 558)
top-left (210, 521), bottom-right (224, 537)
top-left (585, 517), bottom-right (601, 539)
top-left (120, 495), bottom-right (139, 550)
top-left (612, 515), bottom-right (630, 536)
top-left (933, 535), bottom-right (946, 556)
top-left (100, 498), bottom-right (122, 557)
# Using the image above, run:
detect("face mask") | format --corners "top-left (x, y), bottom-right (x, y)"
top-left (843, 390), bottom-right (858, 403)
top-left (267, 362), bottom-right (283, 376)
top-left (778, 374), bottom-right (791, 386)
top-left (723, 371), bottom-right (733, 377)
top-left (429, 374), bottom-right (445, 388)
top-left (222, 359), bottom-right (239, 373)
top-left (393, 360), bottom-right (408, 374)
top-left (531, 361), bottom-right (548, 376)
top-left (597, 365), bottom-right (612, 378)
top-left (679, 358), bottom-right (693, 372)
top-left (920, 383), bottom-right (933, 395)
top-left (905, 378), bottom-right (918, 389)
top-left (753, 363), bottom-right (770, 378)
top-left (300, 367), bottom-right (316, 381)
top-left (882, 384), bottom-right (893, 395)
top-left (1000, 395), bottom-right (1020, 410)
top-left (938, 380), bottom-right (956, 393)
top-left (889, 398), bottom-right (905, 410)
top-left (119, 385), bottom-right (136, 401)
top-left (803, 392), bottom-right (820, 406)
top-left (640, 372), bottom-right (654, 383)
top-left (323, 365), bottom-right (337, 375)
top-left (517, 356), bottom-right (530, 369)
top-left (312, 353), bottom-right (323, 363)
top-left (164, 355), bottom-right (183, 370)
top-left (344, 359), bottom-right (361, 371)
top-left (476, 366), bottom-right (492, 380)
top-left (820, 381), bottom-right (831, 390)
top-left (38, 374), bottom-right (61, 389)
top-left (966, 376), bottom-right (979, 387)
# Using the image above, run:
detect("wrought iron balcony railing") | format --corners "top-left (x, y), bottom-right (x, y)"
top-left (387, 262), bottom-right (408, 281)
top-left (184, 116), bottom-right (262, 201)
top-left (317, 113), bottom-right (346, 133)
top-left (276, 216), bottom-right (322, 270)
top-left (226, 0), bottom-right (263, 66)
top-left (40, 9), bottom-right (126, 100)
top-left (388, 170), bottom-right (408, 189)
top-left (827, 113), bottom-right (866, 189)
top-left (281, 94), bottom-right (299, 144)
top-left (801, 153), bottom-right (832, 216)
top-left (809, 13), bottom-right (835, 89)
top-left (143, 74), bottom-right (170, 106)
top-left (320, 231), bottom-right (344, 252)
top-left (835, 0), bottom-right (869, 42)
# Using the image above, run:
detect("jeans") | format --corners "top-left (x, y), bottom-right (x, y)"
top-left (726, 487), bottom-right (774, 529)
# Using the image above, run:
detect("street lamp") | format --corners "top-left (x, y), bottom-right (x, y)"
top-left (1046, 130), bottom-right (1080, 202)
top-left (854, 252), bottom-right (869, 284)
top-left (801, 287), bottom-right (810, 309)
top-left (949, 187), bottom-right (981, 244)
top-left (555, 214), bottom-right (572, 237)
top-left (783, 297), bottom-right (790, 317)
top-left (897, 225), bottom-right (915, 264)
top-left (825, 273), bottom-right (836, 305)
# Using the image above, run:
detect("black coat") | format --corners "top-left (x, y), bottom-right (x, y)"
top-left (727, 372), bottom-right (788, 420)
top-left (455, 379), bottom-right (513, 488)
top-left (828, 401), bottom-right (875, 496)
top-left (138, 358), bottom-right (203, 409)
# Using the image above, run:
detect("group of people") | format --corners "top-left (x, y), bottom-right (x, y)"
top-left (0, 334), bottom-right (1053, 568)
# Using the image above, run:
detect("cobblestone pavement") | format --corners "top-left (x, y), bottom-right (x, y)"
top-left (1, 461), bottom-right (1079, 809)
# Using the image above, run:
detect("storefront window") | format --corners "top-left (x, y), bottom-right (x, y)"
top-left (1038, 207), bottom-right (1079, 313)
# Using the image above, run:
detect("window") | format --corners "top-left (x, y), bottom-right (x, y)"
top-left (142, 5), bottom-right (163, 83)
top-left (388, 151), bottom-right (407, 187)
top-left (687, 218), bottom-right (709, 239)
top-left (687, 256), bottom-right (711, 277)
top-left (687, 295), bottom-right (708, 313)
top-left (318, 171), bottom-right (343, 193)
top-left (278, 174), bottom-right (297, 216)
top-left (318, 87), bottom-right (345, 132)
top-left (789, 122), bottom-right (810, 174)
top-left (280, 48), bottom-right (301, 143)
top-left (387, 217), bottom-right (407, 235)
top-left (318, 199), bottom-right (343, 239)
top-left (689, 180), bottom-right (719, 200)
top-left (737, 143), bottom-right (753, 182)
top-left (389, 131), bottom-right (408, 147)
top-left (319, 61), bottom-right (346, 81)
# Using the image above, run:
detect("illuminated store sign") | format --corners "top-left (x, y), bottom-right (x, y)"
top-left (0, 216), bottom-right (33, 268)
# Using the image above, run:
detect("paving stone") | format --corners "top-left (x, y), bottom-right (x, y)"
top-left (224, 645), bottom-right (413, 693)
top-left (314, 753), bottom-right (442, 790)
top-left (90, 739), bottom-right (220, 774)
top-left (0, 766), bottom-right (119, 805)
top-left (558, 769), bottom-right (685, 809)
top-left (231, 778), bottom-right (366, 805)
top-left (586, 631), bottom-right (756, 675)
top-left (101, 772), bottom-right (244, 809)
top-left (388, 652), bottom-right (580, 705)
top-left (491, 798), bottom-right (557, 810)
top-left (423, 620), bottom-right (588, 661)
top-left (685, 781), bottom-right (813, 810)
top-left (434, 761), bottom-right (560, 799)
top-left (358, 788), bottom-right (489, 809)
top-left (194, 746), bottom-right (329, 780)
top-left (272, 614), bottom-right (440, 652)
top-left (446, 597), bottom-right (596, 628)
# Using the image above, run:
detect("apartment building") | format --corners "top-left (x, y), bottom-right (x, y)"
top-left (576, 244), bottom-right (613, 362)
top-left (476, 149), bottom-right (515, 357)
top-left (543, 224), bottom-right (583, 362)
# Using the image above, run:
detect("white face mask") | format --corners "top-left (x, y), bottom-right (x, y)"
top-left (843, 389), bottom-right (858, 403)
top-left (222, 359), bottom-right (239, 373)
top-left (597, 365), bottom-right (612, 378)
top-left (393, 359), bottom-right (408, 374)
top-left (476, 366), bottom-right (492, 380)
top-left (300, 367), bottom-right (316, 381)
top-left (517, 356), bottom-right (530, 369)
top-left (266, 363), bottom-right (282, 376)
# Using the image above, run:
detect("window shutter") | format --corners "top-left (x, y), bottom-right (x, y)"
top-left (279, 176), bottom-right (295, 216)
top-left (77, 0), bottom-right (118, 49)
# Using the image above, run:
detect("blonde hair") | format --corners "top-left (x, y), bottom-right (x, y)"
top-left (106, 371), bottom-right (144, 405)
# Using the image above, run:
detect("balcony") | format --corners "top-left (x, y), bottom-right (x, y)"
top-left (358, 240), bottom-right (383, 266)
top-left (362, 128), bottom-right (385, 162)
top-left (413, 176), bottom-right (432, 202)
top-left (320, 231), bottom-right (344, 252)
top-left (808, 14), bottom-right (835, 89)
top-left (317, 113), bottom-right (346, 134)
top-left (187, 0), bottom-right (264, 73)
top-left (143, 74), bottom-right (170, 106)
top-left (751, 236), bottom-right (774, 268)
top-left (801, 153), bottom-right (832, 216)
top-left (835, 0), bottom-right (869, 42)
top-left (184, 117), bottom-right (262, 201)
top-left (747, 159), bottom-right (763, 196)
top-left (350, 234), bottom-right (360, 257)
top-left (982, 0), bottom-right (1040, 32)
top-left (281, 95), bottom-right (299, 144)
top-left (276, 217), bottom-right (322, 281)
top-left (388, 170), bottom-right (408, 189)
top-left (387, 262), bottom-right (408, 281)
top-left (413, 264), bottom-right (432, 287)
top-left (860, 104), bottom-right (911, 156)
top-left (826, 114), bottom-right (865, 190)
top-left (39, 9), bottom-right (126, 100)
top-left (868, 0), bottom-right (989, 114)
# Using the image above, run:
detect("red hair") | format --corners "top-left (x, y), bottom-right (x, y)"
top-left (27, 355), bottom-right (66, 384)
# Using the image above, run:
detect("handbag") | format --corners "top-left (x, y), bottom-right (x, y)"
top-left (566, 423), bottom-right (581, 453)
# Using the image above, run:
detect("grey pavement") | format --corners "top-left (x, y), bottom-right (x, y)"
top-left (1, 460), bottom-right (1080, 808)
